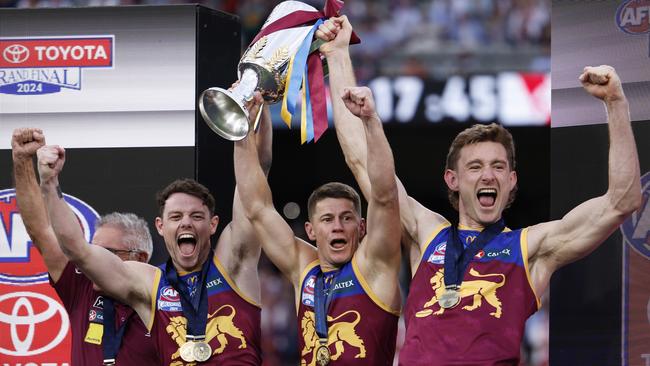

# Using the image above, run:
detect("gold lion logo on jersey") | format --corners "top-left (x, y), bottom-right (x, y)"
top-left (167, 304), bottom-right (246, 364)
top-left (300, 310), bottom-right (366, 366)
top-left (415, 268), bottom-right (506, 318)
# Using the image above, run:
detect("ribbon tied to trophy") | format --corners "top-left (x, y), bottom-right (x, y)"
top-left (199, 0), bottom-right (359, 143)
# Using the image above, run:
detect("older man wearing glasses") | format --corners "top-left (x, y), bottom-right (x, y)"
top-left (11, 127), bottom-right (159, 365)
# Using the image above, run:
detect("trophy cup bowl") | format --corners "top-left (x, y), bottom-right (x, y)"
top-left (199, 1), bottom-right (319, 141)
top-left (199, 88), bottom-right (248, 141)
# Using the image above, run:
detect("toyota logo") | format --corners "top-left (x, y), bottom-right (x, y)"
top-left (0, 291), bottom-right (69, 356)
top-left (2, 44), bottom-right (29, 64)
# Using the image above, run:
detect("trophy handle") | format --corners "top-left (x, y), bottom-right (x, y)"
top-left (199, 87), bottom-right (250, 141)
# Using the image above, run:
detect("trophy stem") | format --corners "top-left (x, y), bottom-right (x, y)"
top-left (231, 68), bottom-right (259, 104)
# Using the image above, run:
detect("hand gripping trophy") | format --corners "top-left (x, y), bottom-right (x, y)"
top-left (198, 0), bottom-right (358, 141)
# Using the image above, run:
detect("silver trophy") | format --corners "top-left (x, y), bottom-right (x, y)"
top-left (199, 1), bottom-right (321, 141)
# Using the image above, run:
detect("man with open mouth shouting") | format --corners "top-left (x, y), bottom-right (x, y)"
top-left (37, 100), bottom-right (272, 365)
top-left (234, 21), bottom-right (402, 363)
top-left (323, 16), bottom-right (641, 366)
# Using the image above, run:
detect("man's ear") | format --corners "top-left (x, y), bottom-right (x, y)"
top-left (305, 221), bottom-right (316, 241)
top-left (136, 251), bottom-right (149, 263)
top-left (509, 170), bottom-right (518, 191)
top-left (210, 215), bottom-right (219, 235)
top-left (155, 217), bottom-right (164, 235)
top-left (359, 218), bottom-right (366, 239)
top-left (444, 169), bottom-right (459, 192)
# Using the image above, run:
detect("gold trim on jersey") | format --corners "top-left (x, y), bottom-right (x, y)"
top-left (295, 259), bottom-right (321, 313)
top-left (212, 256), bottom-right (261, 308)
top-left (457, 223), bottom-right (513, 233)
top-left (300, 259), bottom-right (321, 283)
top-left (520, 227), bottom-right (541, 309)
top-left (418, 223), bottom-right (513, 264)
top-left (148, 268), bottom-right (162, 332)
top-left (416, 222), bottom-right (451, 264)
top-left (351, 257), bottom-right (400, 316)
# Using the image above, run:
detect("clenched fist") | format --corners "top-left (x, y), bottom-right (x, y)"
top-left (12, 128), bottom-right (45, 161)
top-left (579, 65), bottom-right (625, 102)
top-left (315, 16), bottom-right (352, 56)
top-left (342, 86), bottom-right (379, 121)
top-left (37, 145), bottom-right (66, 183)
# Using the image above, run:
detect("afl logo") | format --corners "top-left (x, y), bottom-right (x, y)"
top-left (433, 242), bottom-right (446, 256)
top-left (427, 242), bottom-right (446, 264)
top-left (161, 286), bottom-right (180, 302)
top-left (304, 276), bottom-right (316, 295)
top-left (620, 171), bottom-right (650, 258)
top-left (2, 44), bottom-right (29, 64)
top-left (0, 291), bottom-right (69, 356)
top-left (301, 275), bottom-right (316, 307)
top-left (616, 0), bottom-right (650, 34)
top-left (0, 188), bottom-right (99, 264)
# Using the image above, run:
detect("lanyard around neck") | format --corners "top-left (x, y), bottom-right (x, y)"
top-left (314, 268), bottom-right (340, 340)
top-left (443, 220), bottom-right (505, 289)
top-left (165, 253), bottom-right (212, 340)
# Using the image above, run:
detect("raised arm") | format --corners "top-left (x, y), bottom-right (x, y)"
top-left (233, 93), bottom-right (317, 288)
top-left (341, 87), bottom-right (401, 307)
top-left (317, 16), bottom-right (370, 199)
top-left (528, 65), bottom-right (642, 294)
top-left (230, 102), bottom-right (273, 241)
top-left (12, 128), bottom-right (68, 282)
top-left (37, 145), bottom-right (155, 321)
top-left (317, 16), bottom-right (445, 258)
top-left (217, 100), bottom-right (273, 302)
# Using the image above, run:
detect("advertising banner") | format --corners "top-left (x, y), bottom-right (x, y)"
top-left (270, 72), bottom-right (550, 128)
top-left (0, 188), bottom-right (99, 366)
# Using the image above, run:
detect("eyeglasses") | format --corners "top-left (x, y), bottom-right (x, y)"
top-left (104, 247), bottom-right (141, 257)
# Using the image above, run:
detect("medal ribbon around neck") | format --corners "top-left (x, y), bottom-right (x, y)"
top-left (443, 219), bottom-right (505, 290)
top-left (165, 250), bottom-right (212, 341)
top-left (314, 268), bottom-right (340, 350)
top-left (102, 297), bottom-right (135, 365)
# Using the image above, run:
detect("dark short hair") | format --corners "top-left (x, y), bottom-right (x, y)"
top-left (307, 182), bottom-right (362, 220)
top-left (156, 178), bottom-right (216, 216)
top-left (445, 123), bottom-right (517, 210)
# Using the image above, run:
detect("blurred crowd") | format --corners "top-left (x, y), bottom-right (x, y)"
top-left (1, 0), bottom-right (550, 81)
top-left (239, 0), bottom-right (551, 82)
top-left (0, 0), bottom-right (550, 365)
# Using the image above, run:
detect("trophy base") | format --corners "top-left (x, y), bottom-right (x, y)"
top-left (199, 87), bottom-right (249, 141)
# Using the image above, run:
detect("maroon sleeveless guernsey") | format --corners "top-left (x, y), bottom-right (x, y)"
top-left (399, 224), bottom-right (539, 366)
top-left (150, 256), bottom-right (262, 365)
top-left (297, 258), bottom-right (399, 365)
top-left (52, 261), bottom-right (159, 365)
